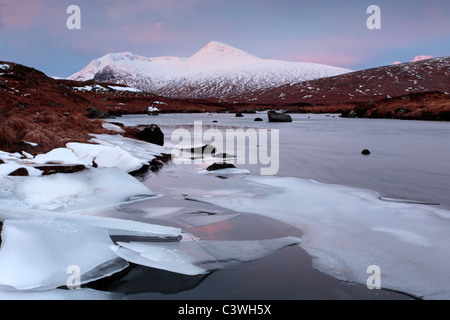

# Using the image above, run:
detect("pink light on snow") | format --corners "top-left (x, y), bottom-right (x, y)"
top-left (412, 55), bottom-right (433, 62)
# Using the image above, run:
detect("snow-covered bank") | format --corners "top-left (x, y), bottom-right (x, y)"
top-left (0, 133), bottom-right (166, 176)
top-left (0, 133), bottom-right (302, 298)
top-left (189, 176), bottom-right (450, 299)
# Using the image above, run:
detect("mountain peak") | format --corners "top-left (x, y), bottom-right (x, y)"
top-left (188, 41), bottom-right (259, 64)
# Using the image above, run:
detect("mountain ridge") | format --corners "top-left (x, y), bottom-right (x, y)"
top-left (69, 41), bottom-right (351, 100)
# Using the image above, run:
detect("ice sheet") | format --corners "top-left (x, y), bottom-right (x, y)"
top-left (89, 134), bottom-right (165, 161)
top-left (32, 148), bottom-right (88, 165)
top-left (113, 236), bottom-right (301, 276)
top-left (190, 176), bottom-right (450, 299)
top-left (0, 288), bottom-right (123, 300)
top-left (66, 143), bottom-right (148, 173)
top-left (0, 168), bottom-right (156, 212)
top-left (198, 168), bottom-right (250, 176)
top-left (0, 205), bottom-right (182, 239)
top-left (0, 219), bottom-right (125, 290)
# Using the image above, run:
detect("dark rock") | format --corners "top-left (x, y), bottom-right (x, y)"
top-left (214, 153), bottom-right (235, 159)
top-left (128, 164), bottom-right (150, 179)
top-left (184, 144), bottom-right (216, 156)
top-left (365, 99), bottom-right (375, 107)
top-left (0, 159), bottom-right (4, 164)
top-left (34, 164), bottom-right (86, 175)
top-left (340, 110), bottom-right (356, 118)
top-left (212, 120), bottom-right (218, 123)
top-left (137, 124), bottom-right (164, 146)
top-left (235, 112), bottom-right (244, 117)
top-left (254, 117), bottom-right (263, 122)
top-left (361, 149), bottom-right (371, 155)
top-left (149, 153), bottom-right (172, 173)
top-left (395, 107), bottom-right (411, 115)
top-left (206, 163), bottom-right (237, 171)
top-left (268, 111), bottom-right (292, 122)
top-left (86, 107), bottom-right (109, 119)
top-left (8, 167), bottom-right (29, 176)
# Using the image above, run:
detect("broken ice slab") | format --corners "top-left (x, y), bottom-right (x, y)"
top-left (0, 205), bottom-right (182, 239)
top-left (0, 219), bottom-right (127, 291)
top-left (113, 236), bottom-right (301, 276)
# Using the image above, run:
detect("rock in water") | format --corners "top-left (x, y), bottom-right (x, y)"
top-left (254, 117), bottom-right (263, 122)
top-left (361, 149), bottom-right (371, 155)
top-left (138, 124), bottom-right (164, 146)
top-left (206, 163), bottom-right (237, 171)
top-left (235, 112), bottom-right (244, 117)
top-left (268, 111), bottom-right (292, 122)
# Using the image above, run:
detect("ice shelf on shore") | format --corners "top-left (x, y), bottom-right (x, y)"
top-left (0, 133), bottom-right (167, 176)
top-left (0, 168), bottom-right (156, 212)
top-left (198, 168), bottom-right (250, 176)
top-left (188, 176), bottom-right (450, 300)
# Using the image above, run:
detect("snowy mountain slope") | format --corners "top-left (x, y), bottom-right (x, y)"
top-left (69, 41), bottom-right (351, 100)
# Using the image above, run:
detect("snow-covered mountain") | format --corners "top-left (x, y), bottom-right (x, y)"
top-left (69, 41), bottom-right (351, 100)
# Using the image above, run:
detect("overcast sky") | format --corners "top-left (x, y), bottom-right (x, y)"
top-left (1, 0), bottom-right (449, 77)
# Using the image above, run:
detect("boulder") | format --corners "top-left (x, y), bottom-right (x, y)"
top-left (214, 153), bottom-right (235, 159)
top-left (137, 124), bottom-right (164, 146)
top-left (361, 149), bottom-right (371, 155)
top-left (86, 107), bottom-right (109, 119)
top-left (206, 163), bottom-right (237, 171)
top-left (268, 111), bottom-right (292, 122)
top-left (235, 112), bottom-right (244, 117)
top-left (254, 117), bottom-right (263, 122)
top-left (34, 164), bottom-right (86, 176)
top-left (8, 167), bottom-right (29, 176)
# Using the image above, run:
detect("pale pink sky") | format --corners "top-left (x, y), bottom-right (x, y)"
top-left (0, 0), bottom-right (448, 76)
